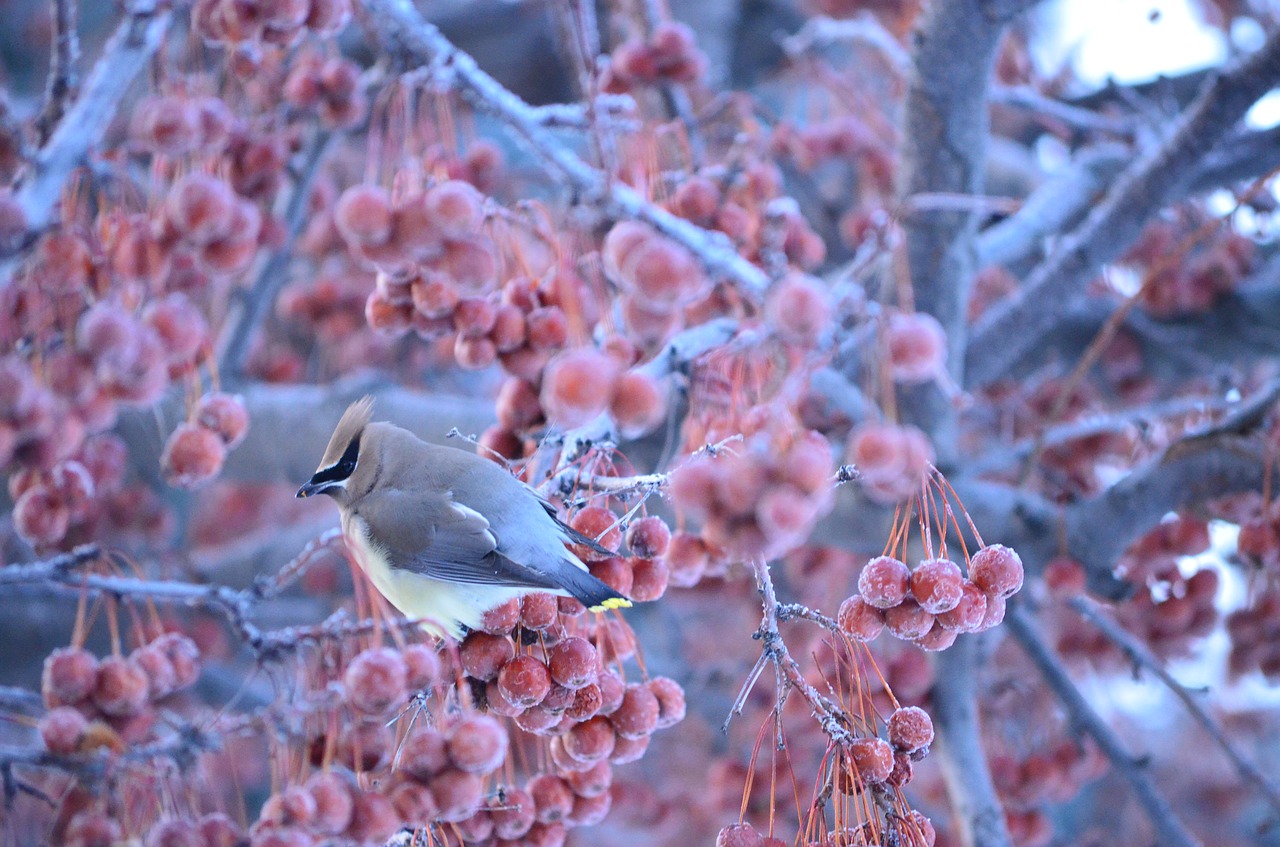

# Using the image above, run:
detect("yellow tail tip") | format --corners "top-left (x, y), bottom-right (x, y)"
top-left (590, 597), bottom-right (633, 611)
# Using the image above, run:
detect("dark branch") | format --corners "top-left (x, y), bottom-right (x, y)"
top-left (34, 0), bottom-right (80, 145)
top-left (1005, 603), bottom-right (1204, 847)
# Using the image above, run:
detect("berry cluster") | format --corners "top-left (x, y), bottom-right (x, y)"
top-left (283, 52), bottom-right (367, 129)
top-left (836, 544), bottom-right (1022, 652)
top-left (1227, 588), bottom-right (1280, 680)
top-left (883, 311), bottom-right (947, 384)
top-left (10, 433), bottom-right (130, 548)
top-left (39, 634), bottom-right (201, 753)
top-left (990, 739), bottom-right (1108, 847)
top-left (192, 0), bottom-right (352, 46)
top-left (161, 393), bottom-right (250, 489)
top-left (1124, 219), bottom-right (1256, 318)
top-left (671, 426), bottom-right (835, 560)
top-left (603, 22), bottom-right (707, 91)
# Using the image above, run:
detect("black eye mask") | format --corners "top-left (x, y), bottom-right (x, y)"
top-left (310, 434), bottom-right (361, 485)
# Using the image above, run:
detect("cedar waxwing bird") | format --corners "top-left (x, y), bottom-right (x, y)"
top-left (296, 397), bottom-right (631, 638)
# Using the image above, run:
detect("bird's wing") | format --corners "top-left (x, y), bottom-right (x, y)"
top-left (534, 492), bottom-right (615, 557)
top-left (355, 488), bottom-right (562, 590)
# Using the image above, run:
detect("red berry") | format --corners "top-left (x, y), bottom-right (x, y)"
top-left (548, 637), bottom-right (599, 690)
top-left (837, 595), bottom-right (886, 641)
top-left (541, 348), bottom-right (620, 429)
top-left (389, 781), bottom-right (438, 827)
top-left (936, 581), bottom-right (988, 633)
top-left (403, 642), bottom-right (441, 689)
top-left (887, 706), bottom-right (934, 753)
top-left (334, 185), bottom-right (392, 246)
top-left (530, 773), bottom-right (574, 823)
top-left (261, 787), bottom-right (317, 827)
top-left (43, 647), bottom-right (99, 707)
top-left (903, 810), bottom-right (937, 847)
top-left (40, 706), bottom-right (87, 754)
top-left (343, 647), bottom-right (408, 715)
top-left (198, 814), bottom-right (245, 847)
top-left (14, 486), bottom-right (70, 546)
top-left (647, 677), bottom-right (685, 728)
top-left (848, 736), bottom-right (894, 784)
top-left (570, 506), bottom-right (622, 554)
top-left (885, 311), bottom-right (947, 383)
top-left (608, 683), bottom-right (659, 739)
top-left (195, 392), bottom-right (249, 448)
top-left (630, 557), bottom-right (669, 602)
top-left (92, 656), bottom-right (149, 716)
top-left (410, 274), bottom-right (459, 319)
top-left (910, 558), bottom-right (964, 614)
top-left (526, 306), bottom-right (569, 351)
top-left (492, 786), bottom-right (536, 839)
top-left (969, 544), bottom-right (1024, 598)
top-left (884, 598), bottom-right (934, 641)
top-left (460, 631), bottom-right (515, 681)
top-left (346, 791), bottom-right (398, 844)
top-left (399, 727), bottom-right (449, 780)
top-left (425, 180), bottom-right (484, 236)
top-left (764, 273), bottom-right (831, 345)
top-left (132, 644), bottom-right (178, 700)
top-left (610, 370), bottom-right (667, 437)
top-left (161, 423), bottom-right (226, 489)
top-left (566, 759), bottom-right (612, 798)
top-left (446, 714), bottom-right (508, 773)
top-left (563, 716), bottom-right (616, 763)
top-left (481, 597), bottom-right (521, 634)
top-left (858, 556), bottom-right (910, 609)
top-left (915, 621), bottom-right (959, 652)
top-left (454, 334), bottom-right (497, 370)
top-left (520, 592), bottom-right (560, 630)
top-left (498, 655), bottom-right (552, 708)
top-left (609, 732), bottom-right (650, 764)
top-left (625, 516), bottom-right (671, 559)
top-left (430, 768), bottom-right (483, 822)
top-left (167, 173), bottom-right (235, 244)
top-left (145, 819), bottom-right (204, 847)
top-left (566, 790), bottom-right (611, 826)
top-left (974, 593), bottom-right (1007, 632)
top-left (305, 773), bottom-right (354, 835)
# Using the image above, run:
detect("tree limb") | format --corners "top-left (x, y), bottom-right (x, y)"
top-left (1005, 603), bottom-right (1204, 847)
top-left (967, 30), bottom-right (1280, 385)
top-left (34, 0), bottom-right (80, 145)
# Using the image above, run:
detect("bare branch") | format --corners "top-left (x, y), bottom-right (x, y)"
top-left (7, 5), bottom-right (171, 260)
top-left (34, 0), bottom-right (81, 145)
top-left (360, 0), bottom-right (770, 296)
top-left (897, 0), bottom-right (1009, 459)
top-left (967, 30), bottom-right (1280, 385)
top-left (1005, 603), bottom-right (1204, 847)
top-left (931, 638), bottom-right (1014, 847)
top-left (1068, 595), bottom-right (1280, 819)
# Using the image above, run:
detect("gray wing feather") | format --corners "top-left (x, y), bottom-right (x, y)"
top-left (355, 488), bottom-right (564, 590)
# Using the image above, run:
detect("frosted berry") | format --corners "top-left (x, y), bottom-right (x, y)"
top-left (43, 647), bottom-right (99, 706)
top-left (915, 622), bottom-right (959, 652)
top-left (848, 736), bottom-right (893, 784)
top-left (425, 180), bottom-right (484, 235)
top-left (884, 598), bottom-right (934, 641)
top-left (541, 348), bottom-right (620, 429)
top-left (39, 706), bottom-right (88, 754)
top-left (548, 637), bottom-right (599, 689)
top-left (764, 273), bottom-right (831, 345)
top-left (647, 676), bottom-right (686, 728)
top-left (403, 642), bottom-right (441, 689)
top-left (837, 595), bottom-right (886, 641)
top-left (389, 781), bottom-right (438, 827)
top-left (910, 558), bottom-right (965, 614)
top-left (431, 768), bottom-right (484, 822)
top-left (334, 185), bottom-right (392, 246)
top-left (520, 592), bottom-right (560, 630)
top-left (92, 656), bottom-right (149, 716)
top-left (399, 727), bottom-right (449, 780)
top-left (305, 773), bottom-right (354, 835)
top-left (343, 647), bottom-right (408, 715)
top-left (460, 631), bottom-right (515, 681)
top-left (167, 173), bottom-right (235, 244)
top-left (530, 773), bottom-right (574, 823)
top-left (161, 423), bottom-right (226, 488)
top-left (492, 786), bottom-right (536, 839)
top-left (969, 544), bottom-right (1024, 598)
top-left (609, 683), bottom-right (659, 739)
top-left (196, 392), bottom-right (249, 447)
top-left (498, 654), bottom-right (552, 708)
top-left (563, 716), bottom-right (617, 763)
top-left (887, 706), bottom-right (934, 753)
top-left (610, 370), bottom-right (667, 437)
top-left (630, 557), bottom-right (669, 602)
top-left (446, 714), bottom-right (508, 772)
top-left (346, 791), bottom-right (398, 844)
top-left (885, 311), bottom-right (947, 383)
top-left (936, 581), bottom-right (988, 633)
top-left (570, 506), bottom-right (622, 554)
top-left (858, 556), bottom-right (910, 609)
top-left (480, 597), bottom-right (521, 634)
top-left (609, 732), bottom-right (650, 764)
top-left (14, 486), bottom-right (70, 546)
top-left (567, 790), bottom-right (611, 826)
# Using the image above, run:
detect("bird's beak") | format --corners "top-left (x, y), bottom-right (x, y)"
top-left (296, 481), bottom-right (323, 498)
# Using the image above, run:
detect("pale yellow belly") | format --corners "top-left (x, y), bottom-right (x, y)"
top-left (343, 515), bottom-right (531, 639)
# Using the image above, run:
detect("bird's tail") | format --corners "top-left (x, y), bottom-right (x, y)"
top-left (556, 564), bottom-right (633, 612)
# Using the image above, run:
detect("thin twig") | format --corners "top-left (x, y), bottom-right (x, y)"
top-left (1005, 603), bottom-right (1204, 847)
top-left (1068, 595), bottom-right (1280, 820)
